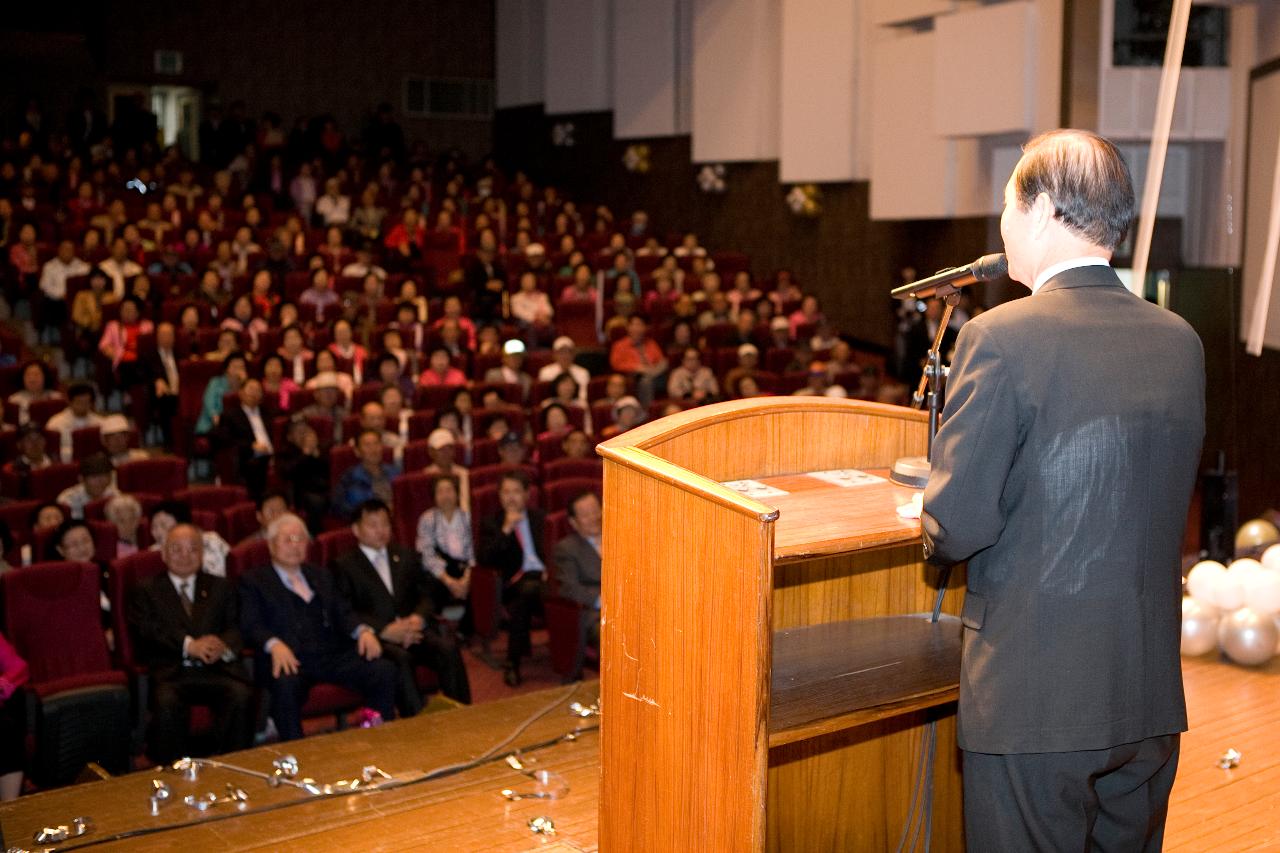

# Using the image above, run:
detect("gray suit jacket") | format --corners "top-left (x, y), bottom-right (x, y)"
top-left (923, 264), bottom-right (1204, 754)
top-left (553, 533), bottom-right (601, 611)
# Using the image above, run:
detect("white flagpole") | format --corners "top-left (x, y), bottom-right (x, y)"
top-left (1130, 0), bottom-right (1192, 298)
top-left (1245, 136), bottom-right (1280, 355)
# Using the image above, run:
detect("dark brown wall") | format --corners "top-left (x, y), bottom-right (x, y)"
top-left (3, 0), bottom-right (495, 158)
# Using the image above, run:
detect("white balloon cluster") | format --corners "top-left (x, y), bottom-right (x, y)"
top-left (1182, 545), bottom-right (1280, 665)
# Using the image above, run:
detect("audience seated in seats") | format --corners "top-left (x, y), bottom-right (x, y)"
top-left (5, 424), bottom-right (54, 497)
top-left (298, 370), bottom-right (351, 442)
top-left (259, 353), bottom-right (301, 413)
top-left (39, 240), bottom-right (91, 340)
top-left (217, 378), bottom-right (273, 500)
top-left (537, 337), bottom-right (591, 406)
top-left (333, 428), bottom-right (401, 521)
top-left (8, 361), bottom-right (63, 426)
top-left (560, 429), bottom-right (593, 460)
top-left (609, 316), bottom-right (667, 407)
top-left (128, 522), bottom-right (253, 763)
top-left (511, 271), bottom-right (554, 342)
top-left (275, 422), bottom-right (330, 534)
top-left (299, 268), bottom-right (340, 326)
top-left (793, 361), bottom-right (843, 397)
top-left (666, 347), bottom-right (720, 404)
top-left (57, 452), bottom-right (118, 519)
top-left (724, 344), bottom-right (760, 397)
top-left (418, 347), bottom-right (467, 388)
top-left (238, 491), bottom-right (290, 546)
top-left (422, 428), bottom-right (472, 514)
top-left (237, 513), bottom-right (397, 742)
top-left (554, 490), bottom-right (603, 680)
top-left (69, 269), bottom-right (115, 357)
top-left (277, 325), bottom-right (314, 384)
top-left (103, 493), bottom-right (143, 558)
top-left (195, 351), bottom-right (247, 436)
top-left (150, 500), bottom-right (230, 578)
top-left (478, 470), bottom-right (548, 687)
top-left (331, 499), bottom-right (471, 712)
top-left (416, 474), bottom-right (474, 630)
top-left (484, 340), bottom-right (533, 403)
top-left (307, 351), bottom-right (356, 406)
top-left (0, 633), bottom-right (28, 802)
top-left (47, 382), bottom-right (104, 463)
top-left (51, 517), bottom-right (113, 642)
top-left (600, 396), bottom-right (644, 440)
top-left (99, 415), bottom-right (146, 467)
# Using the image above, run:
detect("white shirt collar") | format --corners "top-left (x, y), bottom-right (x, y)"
top-left (168, 571), bottom-right (195, 593)
top-left (1031, 257), bottom-right (1110, 294)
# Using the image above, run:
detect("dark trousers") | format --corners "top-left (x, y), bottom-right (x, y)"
top-left (503, 574), bottom-right (544, 667)
top-left (149, 668), bottom-right (253, 764)
top-left (383, 629), bottom-right (472, 715)
top-left (267, 651), bottom-right (397, 741)
top-left (963, 734), bottom-right (1180, 853)
top-left (149, 393), bottom-right (178, 445)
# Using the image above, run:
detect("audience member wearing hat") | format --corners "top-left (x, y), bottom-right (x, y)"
top-left (536, 336), bottom-right (591, 405)
top-left (422, 428), bottom-right (471, 515)
top-left (100, 414), bottom-right (148, 466)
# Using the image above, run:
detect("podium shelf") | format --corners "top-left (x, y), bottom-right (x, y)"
top-left (769, 615), bottom-right (962, 748)
top-left (746, 470), bottom-right (923, 563)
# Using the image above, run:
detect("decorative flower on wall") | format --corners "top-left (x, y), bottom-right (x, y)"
top-left (622, 144), bottom-right (651, 173)
top-left (786, 184), bottom-right (822, 217)
top-left (551, 122), bottom-right (576, 147)
top-left (697, 164), bottom-right (726, 194)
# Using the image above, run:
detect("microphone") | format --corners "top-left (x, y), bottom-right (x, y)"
top-left (891, 253), bottom-right (1008, 300)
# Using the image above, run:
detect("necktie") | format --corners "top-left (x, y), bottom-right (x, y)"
top-left (286, 570), bottom-right (312, 603)
top-left (374, 551), bottom-right (393, 594)
top-left (180, 579), bottom-right (194, 616)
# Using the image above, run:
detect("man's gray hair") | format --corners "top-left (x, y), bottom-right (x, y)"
top-left (266, 512), bottom-right (310, 542)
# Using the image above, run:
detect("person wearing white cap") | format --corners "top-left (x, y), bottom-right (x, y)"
top-left (421, 428), bottom-right (471, 515)
top-left (724, 343), bottom-right (760, 399)
top-left (483, 340), bottom-right (533, 403)
top-left (600, 396), bottom-right (645, 439)
top-left (294, 370), bottom-right (351, 442)
top-left (100, 414), bottom-right (148, 466)
top-left (536, 336), bottom-right (590, 406)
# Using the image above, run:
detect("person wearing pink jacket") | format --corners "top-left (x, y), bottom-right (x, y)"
top-left (0, 632), bottom-right (29, 800)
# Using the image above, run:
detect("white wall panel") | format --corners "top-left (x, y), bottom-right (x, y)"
top-left (779, 0), bottom-right (858, 182)
top-left (691, 0), bottom-right (781, 163)
top-left (496, 0), bottom-right (546, 108)
top-left (545, 0), bottom-right (612, 114)
top-left (614, 0), bottom-right (678, 138)
top-left (934, 2), bottom-right (1036, 137)
top-left (870, 31), bottom-right (955, 219)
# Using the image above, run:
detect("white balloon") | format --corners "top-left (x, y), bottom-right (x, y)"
top-left (1262, 544), bottom-right (1280, 573)
top-left (1229, 558), bottom-right (1265, 581)
top-left (1243, 569), bottom-right (1280, 616)
top-left (1186, 561), bottom-right (1227, 604)
top-left (1181, 597), bottom-right (1220, 656)
top-left (1211, 571), bottom-right (1247, 611)
top-left (1219, 608), bottom-right (1279, 666)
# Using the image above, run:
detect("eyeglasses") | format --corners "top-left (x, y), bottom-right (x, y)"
top-left (277, 534), bottom-right (308, 545)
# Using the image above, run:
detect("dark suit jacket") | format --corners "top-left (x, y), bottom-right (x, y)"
top-left (128, 572), bottom-right (244, 681)
top-left (922, 264), bottom-right (1205, 754)
top-left (553, 533), bottom-right (601, 609)
top-left (216, 406), bottom-right (268, 468)
top-left (330, 544), bottom-right (433, 634)
top-left (478, 509), bottom-right (548, 583)
top-left (238, 563), bottom-right (362, 662)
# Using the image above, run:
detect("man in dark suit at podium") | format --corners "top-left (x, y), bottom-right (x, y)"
top-left (922, 129), bottom-right (1204, 851)
top-left (128, 523), bottom-right (252, 763)
top-left (330, 499), bottom-right (471, 712)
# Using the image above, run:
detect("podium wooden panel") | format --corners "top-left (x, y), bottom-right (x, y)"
top-left (597, 397), bottom-right (965, 851)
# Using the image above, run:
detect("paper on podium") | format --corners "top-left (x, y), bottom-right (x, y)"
top-left (805, 469), bottom-right (887, 488)
top-left (722, 479), bottom-right (790, 499)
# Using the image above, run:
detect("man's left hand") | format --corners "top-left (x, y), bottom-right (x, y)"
top-left (357, 628), bottom-right (382, 660)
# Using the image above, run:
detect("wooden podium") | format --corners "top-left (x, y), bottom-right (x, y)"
top-left (597, 397), bottom-right (965, 850)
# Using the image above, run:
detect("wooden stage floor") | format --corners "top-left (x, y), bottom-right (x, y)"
top-left (0, 656), bottom-right (1273, 851)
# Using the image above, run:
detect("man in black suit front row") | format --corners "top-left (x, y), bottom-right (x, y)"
top-left (238, 513), bottom-right (397, 741)
top-left (128, 523), bottom-right (253, 763)
top-left (330, 499), bottom-right (472, 713)
top-left (922, 129), bottom-right (1204, 851)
